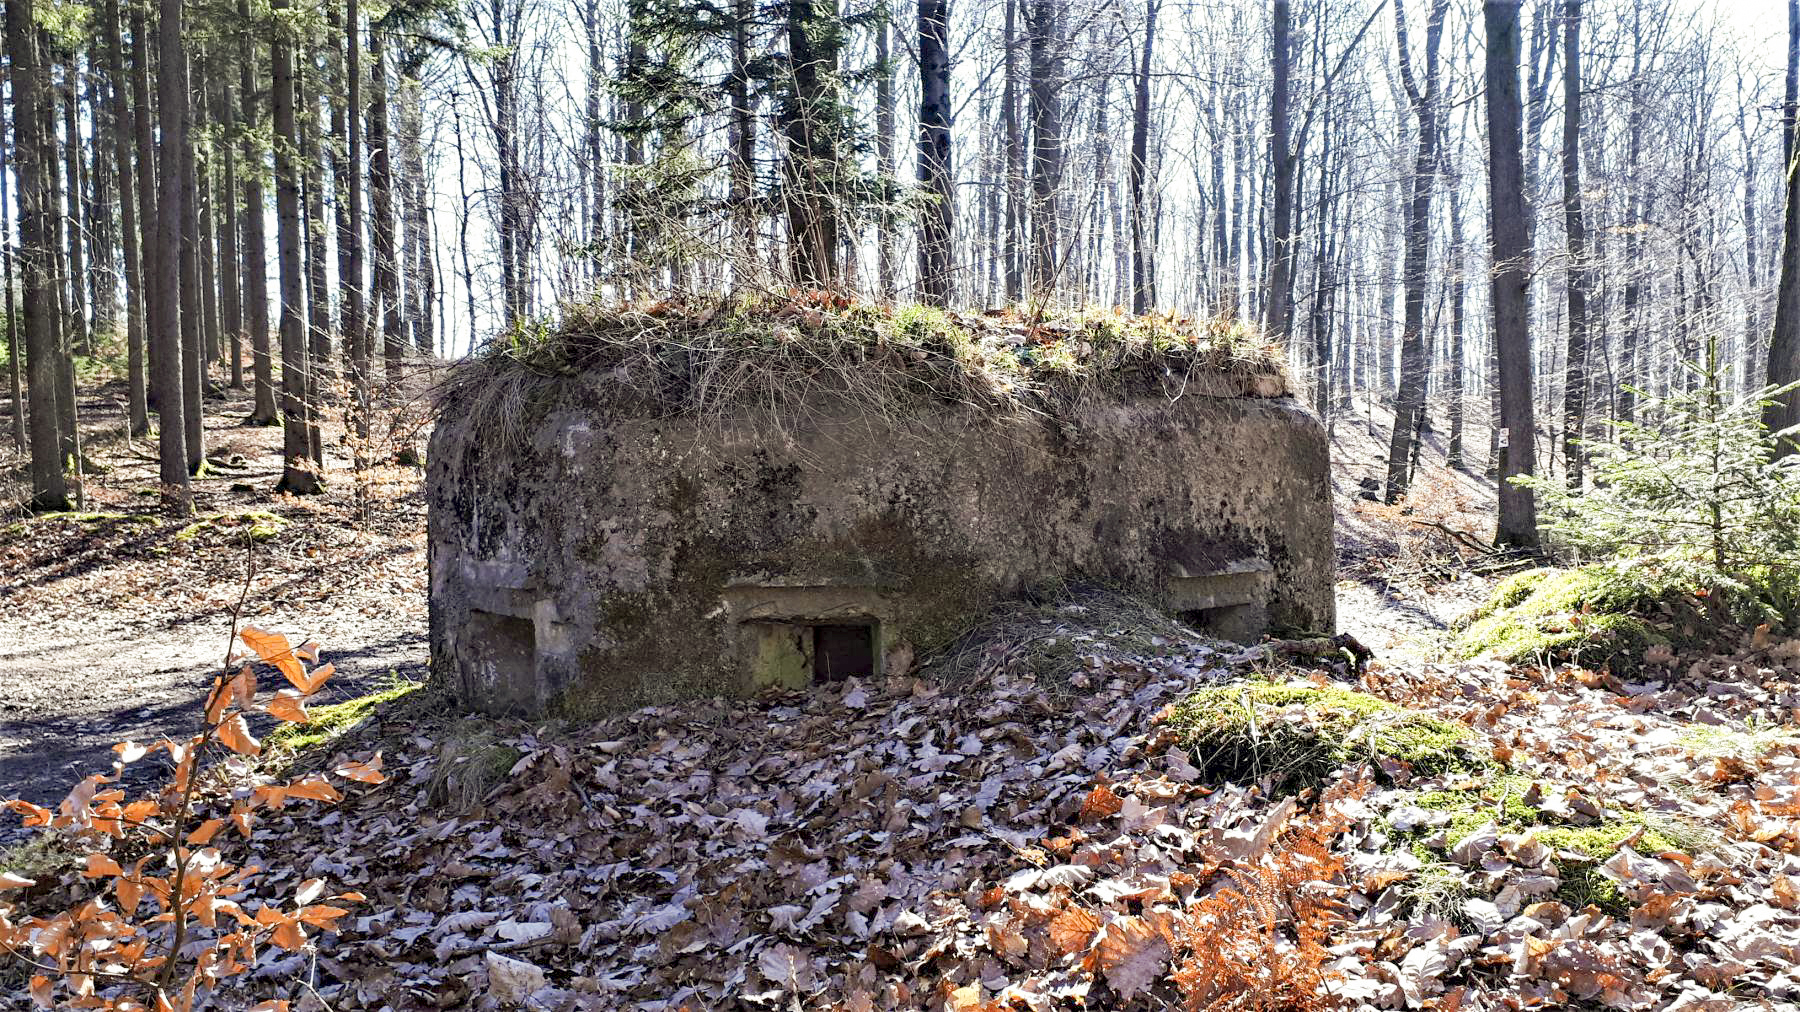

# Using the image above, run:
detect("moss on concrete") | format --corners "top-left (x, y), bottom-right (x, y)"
top-left (1455, 564), bottom-right (1677, 670)
top-left (1164, 683), bottom-right (1483, 790)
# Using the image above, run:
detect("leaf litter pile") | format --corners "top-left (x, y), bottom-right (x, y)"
top-left (13, 601), bottom-right (1800, 1009)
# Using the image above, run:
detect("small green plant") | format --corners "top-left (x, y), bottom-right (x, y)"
top-left (1515, 337), bottom-right (1800, 628)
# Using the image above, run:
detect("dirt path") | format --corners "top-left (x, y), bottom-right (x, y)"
top-left (0, 380), bottom-right (431, 813)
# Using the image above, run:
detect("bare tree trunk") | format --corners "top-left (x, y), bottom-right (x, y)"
top-left (1026, 0), bottom-right (1062, 298)
top-left (1383, 0), bottom-right (1448, 503)
top-left (301, 54), bottom-right (329, 464)
top-left (131, 3), bottom-right (158, 412)
top-left (1485, 0), bottom-right (1539, 548)
top-left (1559, 0), bottom-right (1589, 488)
top-left (151, 0), bottom-right (190, 507)
top-left (781, 0), bottom-right (841, 288)
top-left (62, 53), bottom-right (88, 358)
top-left (1769, 0), bottom-right (1800, 447)
top-left (875, 19), bottom-right (896, 299)
top-left (103, 0), bottom-right (147, 431)
top-left (368, 25), bottom-right (403, 383)
top-left (8, 1), bottom-right (70, 509)
top-left (1129, 0), bottom-right (1157, 314)
top-left (2, 136), bottom-right (23, 453)
top-left (272, 0), bottom-right (318, 494)
top-left (178, 45), bottom-right (204, 474)
top-left (916, 0), bottom-right (952, 305)
top-left (240, 1), bottom-right (276, 425)
top-left (217, 74), bottom-right (242, 389)
top-left (1260, 0), bottom-right (1291, 335)
top-left (340, 0), bottom-right (369, 419)
top-left (1001, 0), bottom-right (1023, 302)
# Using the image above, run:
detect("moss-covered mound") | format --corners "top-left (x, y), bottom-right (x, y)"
top-left (1396, 775), bottom-right (1705, 917)
top-left (1455, 564), bottom-right (1685, 670)
top-left (444, 296), bottom-right (1288, 428)
top-left (1163, 683), bottom-right (1484, 791)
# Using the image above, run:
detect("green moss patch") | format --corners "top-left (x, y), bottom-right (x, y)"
top-left (175, 511), bottom-right (290, 544)
top-left (1164, 683), bottom-right (1484, 791)
top-left (265, 681), bottom-right (425, 754)
top-left (1455, 564), bottom-right (1681, 670)
top-left (1677, 721), bottom-right (1800, 759)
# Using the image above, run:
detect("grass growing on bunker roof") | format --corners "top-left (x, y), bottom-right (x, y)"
top-left (1164, 683), bottom-right (1484, 792)
top-left (440, 295), bottom-right (1288, 448)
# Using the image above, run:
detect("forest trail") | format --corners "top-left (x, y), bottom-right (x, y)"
top-left (0, 380), bottom-right (429, 810)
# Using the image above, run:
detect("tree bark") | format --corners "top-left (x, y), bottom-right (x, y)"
top-left (272, 0), bottom-right (318, 494)
top-left (240, 0), bottom-right (276, 425)
top-left (916, 0), bottom-right (952, 305)
top-left (1558, 0), bottom-right (1589, 488)
top-left (1129, 0), bottom-right (1157, 314)
top-left (7, 0), bottom-right (70, 509)
top-left (1769, 0), bottom-right (1800, 447)
top-left (368, 24), bottom-right (403, 382)
top-left (1026, 0), bottom-right (1062, 298)
top-left (1383, 0), bottom-right (1448, 503)
top-left (1485, 0), bottom-right (1539, 548)
top-left (103, 0), bottom-right (147, 430)
top-left (1261, 0), bottom-right (1291, 335)
top-left (151, 0), bottom-right (190, 507)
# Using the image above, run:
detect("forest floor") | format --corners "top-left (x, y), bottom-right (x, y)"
top-left (0, 370), bottom-right (437, 810)
top-left (18, 388), bottom-right (1785, 1009)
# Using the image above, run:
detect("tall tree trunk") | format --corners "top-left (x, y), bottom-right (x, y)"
top-left (1001, 0), bottom-right (1023, 302)
top-left (725, 0), bottom-right (753, 283)
top-left (151, 0), bottom-right (190, 507)
top-left (104, 0), bottom-right (147, 431)
top-left (1447, 174), bottom-right (1468, 470)
top-left (62, 53), bottom-right (89, 358)
top-left (916, 0), bottom-right (952, 305)
top-left (8, 3), bottom-right (69, 509)
top-left (130, 2), bottom-right (158, 411)
top-left (1260, 0), bottom-right (1292, 335)
top-left (1485, 0), bottom-right (1539, 548)
top-left (216, 74), bottom-right (242, 390)
top-left (1559, 0), bottom-right (1589, 487)
top-left (178, 45), bottom-right (204, 474)
top-left (781, 0), bottom-right (841, 288)
top-left (874, 19), bottom-right (896, 299)
top-left (2, 134), bottom-right (23, 453)
top-left (272, 0), bottom-right (317, 493)
top-left (240, 3), bottom-right (276, 425)
top-left (341, 0), bottom-right (368, 420)
top-left (1769, 0), bottom-right (1800, 447)
top-left (1383, 0), bottom-right (1448, 503)
top-left (368, 25), bottom-right (403, 384)
top-left (301, 54), bottom-right (329, 464)
top-left (1026, 0), bottom-right (1062, 298)
top-left (1129, 0), bottom-right (1157, 314)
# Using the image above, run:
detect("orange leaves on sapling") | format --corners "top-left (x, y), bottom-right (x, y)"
top-left (0, 631), bottom-right (382, 1009)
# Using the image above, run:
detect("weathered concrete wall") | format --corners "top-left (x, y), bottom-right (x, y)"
top-left (428, 375), bottom-right (1335, 716)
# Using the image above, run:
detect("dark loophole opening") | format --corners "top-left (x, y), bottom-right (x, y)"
top-left (465, 610), bottom-right (536, 677)
top-left (813, 623), bottom-right (876, 683)
top-left (1178, 604), bottom-right (1256, 642)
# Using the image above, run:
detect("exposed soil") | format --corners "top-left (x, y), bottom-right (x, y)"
top-left (0, 375), bottom-right (433, 811)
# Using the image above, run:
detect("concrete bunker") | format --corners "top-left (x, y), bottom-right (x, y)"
top-left (428, 304), bottom-right (1337, 716)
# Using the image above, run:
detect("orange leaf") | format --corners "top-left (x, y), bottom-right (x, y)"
top-left (266, 690), bottom-right (309, 724)
top-left (283, 775), bottom-right (341, 803)
top-left (293, 662), bottom-right (334, 696)
top-left (5, 800), bottom-right (52, 827)
top-left (297, 904), bottom-right (350, 930)
top-left (239, 627), bottom-right (308, 690)
top-left (248, 1003), bottom-right (291, 1012)
top-left (113, 741), bottom-right (149, 764)
top-left (83, 854), bottom-right (122, 878)
top-left (0, 872), bottom-right (36, 890)
top-left (28, 975), bottom-right (50, 1008)
top-left (333, 754), bottom-right (386, 784)
top-left (217, 715), bottom-right (261, 757)
top-left (271, 918), bottom-right (306, 952)
top-left (187, 819), bottom-right (225, 845)
top-left (204, 676), bottom-right (231, 726)
top-left (230, 664), bottom-right (257, 709)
